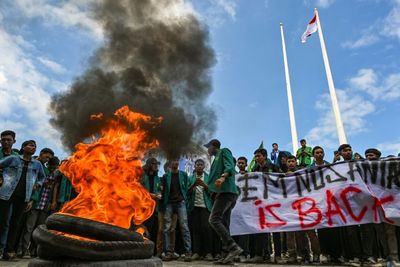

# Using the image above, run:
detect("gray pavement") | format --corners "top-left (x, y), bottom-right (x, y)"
top-left (0, 258), bottom-right (342, 267)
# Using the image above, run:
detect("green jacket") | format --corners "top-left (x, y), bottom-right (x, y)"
top-left (30, 169), bottom-right (55, 211)
top-left (57, 171), bottom-right (74, 204)
top-left (162, 171), bottom-right (190, 207)
top-left (207, 148), bottom-right (238, 194)
top-left (141, 173), bottom-right (161, 212)
top-left (187, 172), bottom-right (213, 212)
top-left (296, 146), bottom-right (313, 166)
top-left (0, 148), bottom-right (19, 159)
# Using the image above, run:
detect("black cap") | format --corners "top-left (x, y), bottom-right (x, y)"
top-left (365, 148), bottom-right (381, 158)
top-left (146, 157), bottom-right (160, 165)
top-left (204, 139), bottom-right (221, 149)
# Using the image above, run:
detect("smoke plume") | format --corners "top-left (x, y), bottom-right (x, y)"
top-left (50, 0), bottom-right (216, 158)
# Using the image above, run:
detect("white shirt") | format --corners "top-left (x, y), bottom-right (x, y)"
top-left (194, 173), bottom-right (206, 208)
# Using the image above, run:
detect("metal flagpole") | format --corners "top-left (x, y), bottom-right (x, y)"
top-left (280, 23), bottom-right (299, 155)
top-left (315, 8), bottom-right (348, 145)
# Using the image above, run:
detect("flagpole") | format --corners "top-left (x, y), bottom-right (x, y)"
top-left (315, 8), bottom-right (348, 145)
top-left (280, 23), bottom-right (299, 155)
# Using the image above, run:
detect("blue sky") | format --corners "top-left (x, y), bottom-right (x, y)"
top-left (0, 0), bottom-right (399, 162)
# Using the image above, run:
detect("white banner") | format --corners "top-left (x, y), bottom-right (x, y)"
top-left (231, 158), bottom-right (400, 235)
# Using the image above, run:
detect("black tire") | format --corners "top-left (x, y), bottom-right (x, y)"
top-left (33, 225), bottom-right (154, 261)
top-left (46, 213), bottom-right (143, 242)
top-left (28, 257), bottom-right (163, 267)
top-left (37, 244), bottom-right (63, 260)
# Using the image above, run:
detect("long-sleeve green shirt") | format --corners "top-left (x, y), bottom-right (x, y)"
top-left (296, 146), bottom-right (313, 166)
top-left (207, 148), bottom-right (238, 194)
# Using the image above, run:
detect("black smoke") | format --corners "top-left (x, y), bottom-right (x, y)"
top-left (50, 0), bottom-right (216, 158)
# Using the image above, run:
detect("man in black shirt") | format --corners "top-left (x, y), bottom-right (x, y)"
top-left (161, 159), bottom-right (192, 262)
top-left (246, 149), bottom-right (280, 263)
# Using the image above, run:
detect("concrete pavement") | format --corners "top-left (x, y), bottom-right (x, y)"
top-left (0, 258), bottom-right (342, 267)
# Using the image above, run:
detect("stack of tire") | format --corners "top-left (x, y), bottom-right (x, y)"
top-left (28, 213), bottom-right (162, 267)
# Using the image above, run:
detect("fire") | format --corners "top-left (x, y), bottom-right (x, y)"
top-left (60, 106), bottom-right (161, 230)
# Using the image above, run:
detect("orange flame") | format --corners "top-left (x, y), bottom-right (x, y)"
top-left (60, 106), bottom-right (161, 229)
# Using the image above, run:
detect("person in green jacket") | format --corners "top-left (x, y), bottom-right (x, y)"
top-left (140, 157), bottom-right (162, 251)
top-left (187, 159), bottom-right (213, 261)
top-left (162, 159), bottom-right (192, 262)
top-left (205, 139), bottom-right (242, 265)
top-left (296, 139), bottom-right (313, 168)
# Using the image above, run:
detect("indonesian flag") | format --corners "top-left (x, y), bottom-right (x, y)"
top-left (301, 14), bottom-right (317, 43)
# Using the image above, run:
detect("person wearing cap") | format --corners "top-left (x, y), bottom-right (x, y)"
top-left (363, 149), bottom-right (397, 267)
top-left (204, 139), bottom-right (243, 265)
top-left (296, 139), bottom-right (313, 168)
top-left (0, 140), bottom-right (46, 260)
top-left (141, 157), bottom-right (162, 254)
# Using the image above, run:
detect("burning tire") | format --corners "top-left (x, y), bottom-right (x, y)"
top-left (33, 225), bottom-right (154, 261)
top-left (46, 213), bottom-right (143, 242)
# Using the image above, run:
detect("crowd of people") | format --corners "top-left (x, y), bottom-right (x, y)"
top-left (142, 138), bottom-right (400, 266)
top-left (0, 130), bottom-right (76, 261)
top-left (0, 128), bottom-right (399, 266)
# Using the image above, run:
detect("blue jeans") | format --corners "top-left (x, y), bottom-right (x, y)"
top-left (163, 201), bottom-right (191, 254)
top-left (0, 205), bottom-right (12, 252)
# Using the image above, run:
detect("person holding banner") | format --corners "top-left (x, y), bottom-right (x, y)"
top-left (364, 149), bottom-right (398, 267)
top-left (338, 144), bottom-right (363, 266)
top-left (285, 155), bottom-right (325, 263)
top-left (309, 146), bottom-right (339, 264)
top-left (246, 148), bottom-right (280, 263)
top-left (234, 156), bottom-right (250, 262)
top-left (204, 139), bottom-right (243, 265)
top-left (284, 155), bottom-right (301, 263)
top-left (362, 149), bottom-right (388, 263)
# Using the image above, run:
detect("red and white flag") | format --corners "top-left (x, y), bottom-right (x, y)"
top-left (301, 14), bottom-right (317, 43)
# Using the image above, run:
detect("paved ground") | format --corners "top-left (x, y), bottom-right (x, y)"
top-left (0, 258), bottom-right (342, 267)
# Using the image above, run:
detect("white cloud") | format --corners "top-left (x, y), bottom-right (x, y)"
top-left (342, 0), bottom-right (400, 49)
top-left (306, 66), bottom-right (400, 148)
top-left (38, 57), bottom-right (67, 74)
top-left (193, 0), bottom-right (238, 27)
top-left (303, 0), bottom-right (335, 9)
top-left (216, 0), bottom-right (237, 20)
top-left (0, 26), bottom-right (64, 154)
top-left (341, 33), bottom-right (380, 49)
top-left (382, 0), bottom-right (400, 40)
top-left (377, 140), bottom-right (400, 156)
top-left (0, 71), bottom-right (7, 84)
top-left (306, 89), bottom-right (375, 149)
top-left (316, 0), bottom-right (336, 8)
top-left (349, 68), bottom-right (400, 101)
top-left (12, 0), bottom-right (103, 38)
